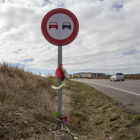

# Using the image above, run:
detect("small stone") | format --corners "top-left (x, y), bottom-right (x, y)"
top-left (6, 123), bottom-right (11, 126)
top-left (24, 121), bottom-right (28, 124)
top-left (73, 137), bottom-right (78, 140)
top-left (89, 134), bottom-right (93, 138)
top-left (57, 132), bottom-right (61, 135)
top-left (71, 133), bottom-right (76, 137)
top-left (53, 126), bottom-right (57, 131)
top-left (60, 128), bottom-right (69, 132)
top-left (109, 135), bottom-right (115, 140)
top-left (15, 113), bottom-right (22, 116)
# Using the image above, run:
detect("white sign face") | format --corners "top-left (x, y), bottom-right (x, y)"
top-left (47, 13), bottom-right (74, 40)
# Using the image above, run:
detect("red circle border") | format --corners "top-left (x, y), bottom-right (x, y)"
top-left (41, 8), bottom-right (79, 46)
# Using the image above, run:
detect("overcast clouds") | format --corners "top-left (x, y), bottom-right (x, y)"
top-left (0, 0), bottom-right (140, 75)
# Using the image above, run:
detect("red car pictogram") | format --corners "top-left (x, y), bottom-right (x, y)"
top-left (49, 22), bottom-right (58, 30)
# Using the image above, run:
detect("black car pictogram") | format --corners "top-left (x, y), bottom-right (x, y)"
top-left (62, 22), bottom-right (71, 30)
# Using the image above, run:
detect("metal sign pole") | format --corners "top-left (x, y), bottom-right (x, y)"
top-left (57, 45), bottom-right (62, 129)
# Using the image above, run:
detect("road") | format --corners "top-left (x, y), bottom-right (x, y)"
top-left (71, 79), bottom-right (140, 114)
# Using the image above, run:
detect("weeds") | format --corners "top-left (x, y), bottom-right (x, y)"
top-left (70, 93), bottom-right (85, 107)
top-left (0, 91), bottom-right (6, 103)
top-left (126, 103), bottom-right (134, 106)
top-left (0, 62), bottom-right (56, 123)
top-left (120, 133), bottom-right (130, 139)
top-left (125, 123), bottom-right (132, 128)
top-left (125, 114), bottom-right (132, 120)
top-left (103, 105), bottom-right (111, 110)
top-left (95, 119), bottom-right (104, 125)
top-left (109, 115), bottom-right (120, 121)
top-left (135, 137), bottom-right (140, 140)
top-left (131, 115), bottom-right (140, 124)
top-left (0, 62), bottom-right (140, 139)
top-left (111, 125), bottom-right (119, 131)
top-left (0, 127), bottom-right (4, 138)
top-left (71, 113), bottom-right (88, 121)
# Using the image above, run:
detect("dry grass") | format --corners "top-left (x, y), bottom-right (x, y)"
top-left (0, 62), bottom-right (140, 140)
top-left (65, 80), bottom-right (140, 140)
top-left (124, 74), bottom-right (140, 80)
top-left (0, 62), bottom-right (57, 139)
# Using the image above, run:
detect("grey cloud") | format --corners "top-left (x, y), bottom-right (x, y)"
top-left (0, 0), bottom-right (140, 74)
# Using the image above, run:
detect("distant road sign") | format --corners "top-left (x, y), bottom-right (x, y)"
top-left (41, 8), bottom-right (79, 46)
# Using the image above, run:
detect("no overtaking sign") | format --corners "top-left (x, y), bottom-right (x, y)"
top-left (41, 8), bottom-right (79, 46)
top-left (41, 8), bottom-right (79, 129)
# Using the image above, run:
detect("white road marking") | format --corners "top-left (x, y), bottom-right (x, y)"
top-left (80, 81), bottom-right (140, 97)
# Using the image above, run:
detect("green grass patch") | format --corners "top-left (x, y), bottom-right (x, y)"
top-left (125, 123), bottom-right (132, 128)
top-left (71, 112), bottom-right (88, 121)
top-left (111, 125), bottom-right (120, 131)
top-left (0, 127), bottom-right (4, 138)
top-left (131, 115), bottom-right (140, 124)
top-left (109, 115), bottom-right (120, 121)
top-left (95, 119), bottom-right (104, 125)
top-left (120, 134), bottom-right (130, 139)
top-left (103, 105), bottom-right (111, 110)
top-left (70, 93), bottom-right (85, 106)
top-left (135, 137), bottom-right (140, 140)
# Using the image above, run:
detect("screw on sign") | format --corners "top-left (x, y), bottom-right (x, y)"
top-left (41, 8), bottom-right (79, 129)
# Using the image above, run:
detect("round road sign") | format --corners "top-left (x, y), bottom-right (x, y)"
top-left (41, 8), bottom-right (79, 46)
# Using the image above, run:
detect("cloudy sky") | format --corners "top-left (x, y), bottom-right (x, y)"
top-left (0, 0), bottom-right (140, 76)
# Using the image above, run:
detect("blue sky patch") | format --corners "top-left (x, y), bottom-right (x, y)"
top-left (113, 4), bottom-right (123, 11)
top-left (58, 2), bottom-right (65, 8)
top-left (42, 0), bottom-right (52, 7)
top-left (14, 49), bottom-right (21, 54)
top-left (123, 50), bottom-right (135, 55)
top-left (24, 59), bottom-right (34, 62)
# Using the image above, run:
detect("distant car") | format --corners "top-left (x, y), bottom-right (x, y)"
top-left (62, 22), bottom-right (71, 30)
top-left (110, 73), bottom-right (124, 81)
top-left (49, 22), bottom-right (58, 30)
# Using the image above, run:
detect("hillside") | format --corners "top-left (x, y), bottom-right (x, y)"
top-left (0, 62), bottom-right (58, 139)
top-left (0, 62), bottom-right (140, 140)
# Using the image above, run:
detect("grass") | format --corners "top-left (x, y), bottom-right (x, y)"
top-left (125, 123), bottom-right (132, 128)
top-left (120, 133), bottom-right (130, 139)
top-left (66, 80), bottom-right (140, 139)
top-left (135, 137), bottom-right (140, 140)
top-left (0, 62), bottom-right (140, 139)
top-left (103, 105), bottom-right (111, 110)
top-left (131, 115), bottom-right (140, 124)
top-left (126, 103), bottom-right (134, 106)
top-left (0, 62), bottom-right (57, 139)
top-left (0, 127), bottom-right (4, 138)
top-left (109, 115), bottom-right (120, 121)
top-left (95, 119), bottom-right (104, 125)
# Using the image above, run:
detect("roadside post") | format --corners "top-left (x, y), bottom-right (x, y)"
top-left (41, 8), bottom-right (79, 129)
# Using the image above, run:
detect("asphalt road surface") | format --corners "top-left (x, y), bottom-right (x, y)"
top-left (71, 79), bottom-right (140, 114)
